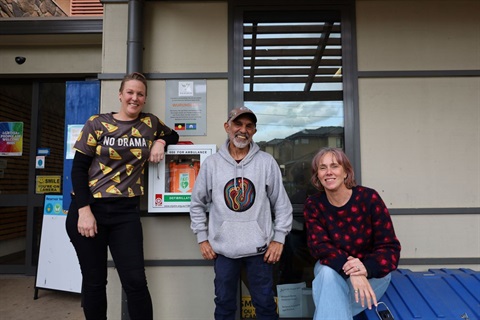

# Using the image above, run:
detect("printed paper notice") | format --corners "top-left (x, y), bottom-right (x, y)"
top-left (0, 122), bottom-right (23, 156)
top-left (66, 124), bottom-right (84, 159)
top-left (166, 80), bottom-right (207, 136)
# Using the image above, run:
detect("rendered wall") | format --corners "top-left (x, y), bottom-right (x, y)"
top-left (356, 0), bottom-right (480, 271)
top-left (102, 3), bottom-right (128, 74)
top-left (356, 0), bottom-right (480, 71)
top-left (0, 35), bottom-right (101, 74)
top-left (143, 1), bottom-right (228, 73)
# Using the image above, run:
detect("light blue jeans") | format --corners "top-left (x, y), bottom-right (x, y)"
top-left (312, 261), bottom-right (391, 320)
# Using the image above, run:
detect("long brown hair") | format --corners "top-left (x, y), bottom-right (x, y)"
top-left (310, 147), bottom-right (357, 191)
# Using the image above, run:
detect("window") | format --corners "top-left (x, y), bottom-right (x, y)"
top-left (242, 10), bottom-right (345, 206)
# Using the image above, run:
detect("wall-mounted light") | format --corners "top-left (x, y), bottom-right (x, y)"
top-left (15, 56), bottom-right (26, 65)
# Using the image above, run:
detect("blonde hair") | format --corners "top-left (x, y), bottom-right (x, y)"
top-left (310, 147), bottom-right (357, 191)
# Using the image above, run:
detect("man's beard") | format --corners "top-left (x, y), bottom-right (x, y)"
top-left (231, 134), bottom-right (250, 149)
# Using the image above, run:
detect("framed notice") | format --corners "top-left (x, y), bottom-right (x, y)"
top-left (148, 144), bottom-right (216, 213)
top-left (165, 80), bottom-right (207, 136)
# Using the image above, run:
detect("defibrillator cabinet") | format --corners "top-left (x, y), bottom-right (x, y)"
top-left (148, 144), bottom-right (216, 213)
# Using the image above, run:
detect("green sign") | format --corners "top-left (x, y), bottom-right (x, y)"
top-left (165, 195), bottom-right (191, 202)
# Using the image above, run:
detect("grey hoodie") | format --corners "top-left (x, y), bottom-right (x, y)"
top-left (189, 139), bottom-right (293, 259)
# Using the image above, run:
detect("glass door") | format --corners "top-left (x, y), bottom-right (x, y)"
top-left (0, 81), bottom-right (65, 275)
top-left (0, 82), bottom-right (34, 274)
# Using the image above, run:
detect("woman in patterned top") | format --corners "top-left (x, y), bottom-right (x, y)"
top-left (304, 147), bottom-right (400, 319)
top-left (66, 72), bottom-right (179, 320)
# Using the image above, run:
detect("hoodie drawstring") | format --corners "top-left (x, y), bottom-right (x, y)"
top-left (233, 162), bottom-right (245, 194)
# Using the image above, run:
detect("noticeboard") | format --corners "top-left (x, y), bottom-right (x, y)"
top-left (148, 144), bottom-right (216, 213)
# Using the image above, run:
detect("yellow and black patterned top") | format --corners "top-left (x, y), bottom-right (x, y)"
top-left (74, 112), bottom-right (173, 198)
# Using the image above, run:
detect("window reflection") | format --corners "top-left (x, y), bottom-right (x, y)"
top-left (246, 101), bottom-right (344, 205)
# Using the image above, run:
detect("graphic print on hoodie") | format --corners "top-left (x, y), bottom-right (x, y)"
top-left (224, 177), bottom-right (255, 212)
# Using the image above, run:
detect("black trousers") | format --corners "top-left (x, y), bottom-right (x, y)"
top-left (66, 196), bottom-right (153, 320)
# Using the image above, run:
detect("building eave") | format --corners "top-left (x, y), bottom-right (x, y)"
top-left (0, 18), bottom-right (103, 35)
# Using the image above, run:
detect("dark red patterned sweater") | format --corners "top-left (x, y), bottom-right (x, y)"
top-left (304, 186), bottom-right (401, 279)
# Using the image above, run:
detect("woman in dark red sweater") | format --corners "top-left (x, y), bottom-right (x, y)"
top-left (304, 147), bottom-right (401, 319)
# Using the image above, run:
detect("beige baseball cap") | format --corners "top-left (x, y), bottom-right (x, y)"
top-left (227, 106), bottom-right (257, 124)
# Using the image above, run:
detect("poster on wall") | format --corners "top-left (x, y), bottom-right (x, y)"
top-left (165, 80), bottom-right (207, 136)
top-left (0, 122), bottom-right (23, 156)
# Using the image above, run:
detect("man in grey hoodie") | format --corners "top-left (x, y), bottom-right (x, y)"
top-left (190, 106), bottom-right (293, 320)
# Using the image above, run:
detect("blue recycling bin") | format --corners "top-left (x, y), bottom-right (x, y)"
top-left (363, 268), bottom-right (480, 320)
